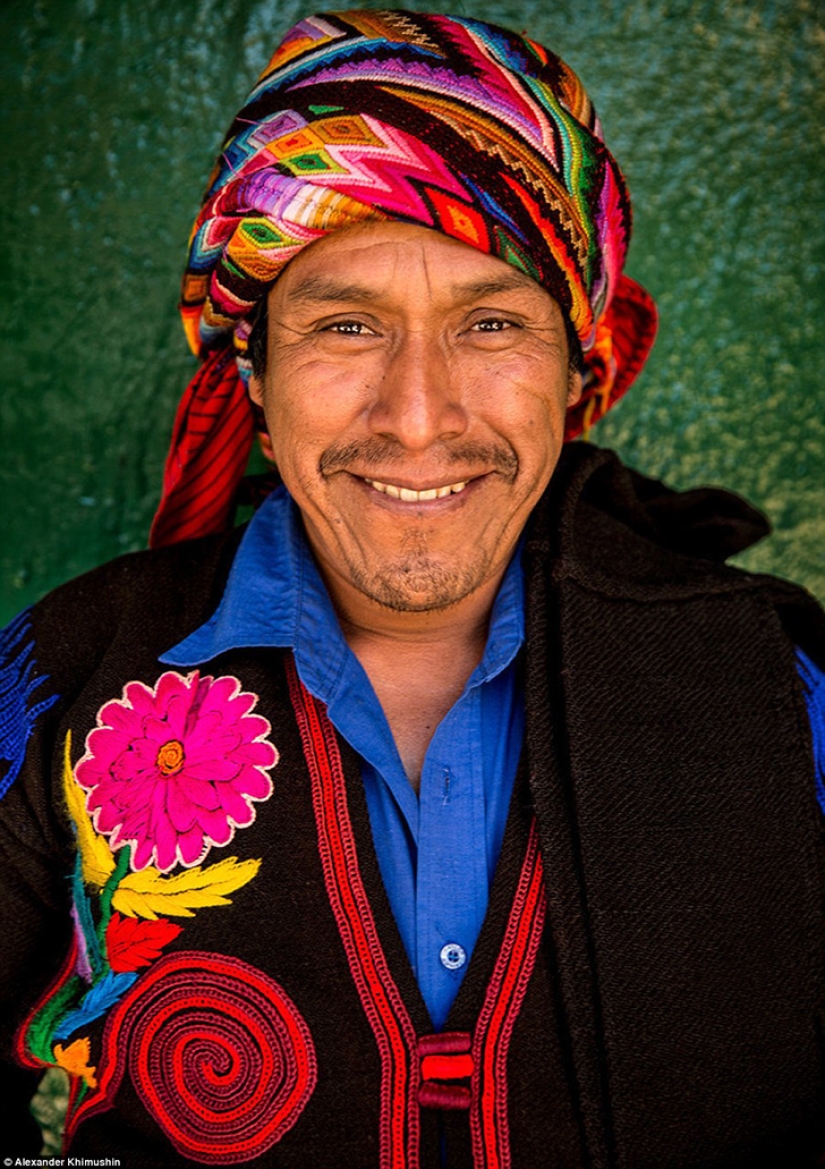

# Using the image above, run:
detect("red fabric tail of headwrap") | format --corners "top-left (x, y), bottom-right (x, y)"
top-left (564, 275), bottom-right (659, 441)
top-left (149, 348), bottom-right (255, 548)
top-left (606, 276), bottom-right (659, 402)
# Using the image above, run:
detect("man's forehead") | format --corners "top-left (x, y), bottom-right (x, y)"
top-left (270, 225), bottom-right (548, 307)
top-left (280, 271), bottom-right (545, 306)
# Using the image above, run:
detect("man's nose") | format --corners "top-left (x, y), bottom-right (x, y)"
top-left (367, 333), bottom-right (468, 451)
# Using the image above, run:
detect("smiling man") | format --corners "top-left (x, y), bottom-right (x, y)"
top-left (250, 224), bottom-right (573, 619)
top-left (2, 10), bottom-right (825, 1167)
top-left (245, 223), bottom-right (581, 789)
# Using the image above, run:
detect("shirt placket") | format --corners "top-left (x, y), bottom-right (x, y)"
top-left (415, 687), bottom-right (489, 1028)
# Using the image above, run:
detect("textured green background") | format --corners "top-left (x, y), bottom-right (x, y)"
top-left (2, 0), bottom-right (823, 626)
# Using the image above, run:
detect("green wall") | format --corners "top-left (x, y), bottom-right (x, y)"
top-left (2, 0), bottom-right (823, 623)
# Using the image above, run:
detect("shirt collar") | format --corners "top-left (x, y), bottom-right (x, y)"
top-left (162, 484), bottom-right (525, 698)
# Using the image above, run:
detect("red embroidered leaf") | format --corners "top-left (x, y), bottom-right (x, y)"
top-left (106, 912), bottom-right (182, 972)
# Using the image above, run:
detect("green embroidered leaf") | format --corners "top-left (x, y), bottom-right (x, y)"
top-left (26, 976), bottom-right (84, 1063)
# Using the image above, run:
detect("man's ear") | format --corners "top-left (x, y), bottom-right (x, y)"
top-left (248, 372), bottom-right (264, 408)
top-left (567, 369), bottom-right (583, 407)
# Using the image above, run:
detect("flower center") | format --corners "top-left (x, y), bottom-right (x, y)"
top-left (156, 739), bottom-right (185, 776)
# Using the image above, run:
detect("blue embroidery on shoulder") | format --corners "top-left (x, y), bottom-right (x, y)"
top-left (0, 609), bottom-right (60, 799)
top-left (796, 648), bottom-right (825, 815)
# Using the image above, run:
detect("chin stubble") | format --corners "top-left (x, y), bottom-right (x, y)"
top-left (345, 529), bottom-right (494, 613)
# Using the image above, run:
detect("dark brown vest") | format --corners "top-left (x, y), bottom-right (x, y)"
top-left (5, 445), bottom-right (825, 1166)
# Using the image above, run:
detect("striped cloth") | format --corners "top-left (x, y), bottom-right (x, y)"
top-left (151, 9), bottom-right (657, 547)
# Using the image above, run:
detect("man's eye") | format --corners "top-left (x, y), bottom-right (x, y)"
top-left (472, 318), bottom-right (516, 332)
top-left (323, 320), bottom-right (374, 335)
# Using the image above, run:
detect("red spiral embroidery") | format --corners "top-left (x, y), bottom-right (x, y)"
top-left (82, 951), bottom-right (316, 1163)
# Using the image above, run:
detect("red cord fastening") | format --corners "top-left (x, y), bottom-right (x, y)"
top-left (421, 1053), bottom-right (474, 1081)
top-left (417, 1032), bottom-right (473, 1109)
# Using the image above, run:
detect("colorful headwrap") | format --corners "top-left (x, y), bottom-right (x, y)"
top-left (151, 9), bottom-right (657, 547)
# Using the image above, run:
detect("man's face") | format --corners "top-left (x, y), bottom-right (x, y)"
top-left (249, 222), bottom-right (581, 613)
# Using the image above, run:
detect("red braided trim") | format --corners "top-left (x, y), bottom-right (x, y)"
top-left (13, 937), bottom-right (93, 1153)
top-left (470, 820), bottom-right (547, 1169)
top-left (286, 658), bottom-right (420, 1169)
top-left (288, 656), bottom-right (548, 1169)
top-left (13, 935), bottom-right (79, 1071)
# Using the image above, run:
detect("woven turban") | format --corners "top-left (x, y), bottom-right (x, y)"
top-left (151, 8), bottom-right (657, 547)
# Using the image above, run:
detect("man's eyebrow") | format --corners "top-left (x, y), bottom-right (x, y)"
top-left (450, 272), bottom-right (541, 299)
top-left (284, 270), bottom-right (542, 307)
top-left (284, 276), bottom-right (380, 306)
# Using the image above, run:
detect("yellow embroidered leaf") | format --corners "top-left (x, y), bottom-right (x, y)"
top-left (62, 731), bottom-right (115, 887)
top-left (53, 1037), bottom-right (98, 1089)
top-left (111, 856), bottom-right (261, 920)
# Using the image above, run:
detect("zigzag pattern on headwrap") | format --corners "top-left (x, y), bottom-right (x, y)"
top-left (152, 9), bottom-right (656, 547)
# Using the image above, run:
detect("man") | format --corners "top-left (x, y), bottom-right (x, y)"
top-left (1, 10), bottom-right (824, 1166)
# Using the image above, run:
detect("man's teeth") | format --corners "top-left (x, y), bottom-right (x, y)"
top-left (364, 478), bottom-right (468, 501)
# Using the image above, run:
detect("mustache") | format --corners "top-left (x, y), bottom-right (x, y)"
top-left (319, 438), bottom-right (518, 481)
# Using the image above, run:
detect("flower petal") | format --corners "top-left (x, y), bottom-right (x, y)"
top-left (231, 769), bottom-right (274, 801)
top-left (166, 786), bottom-right (198, 832)
top-left (177, 825), bottom-right (207, 866)
top-left (176, 773), bottom-right (220, 810)
top-left (186, 758), bottom-right (242, 784)
top-left (197, 807), bottom-right (235, 844)
top-left (77, 671), bottom-right (276, 872)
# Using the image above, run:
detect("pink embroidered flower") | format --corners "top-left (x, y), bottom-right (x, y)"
top-left (76, 671), bottom-right (278, 872)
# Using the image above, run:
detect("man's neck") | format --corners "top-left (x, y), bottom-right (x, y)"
top-left (313, 555), bottom-right (508, 791)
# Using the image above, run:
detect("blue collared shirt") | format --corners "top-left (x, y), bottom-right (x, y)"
top-left (163, 486), bottom-right (825, 1029)
top-left (163, 486), bottom-right (525, 1027)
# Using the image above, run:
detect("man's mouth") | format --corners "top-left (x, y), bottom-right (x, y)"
top-left (362, 477), bottom-right (469, 502)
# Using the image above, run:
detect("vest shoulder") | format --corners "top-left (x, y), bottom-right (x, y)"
top-left (529, 445), bottom-right (825, 660)
top-left (20, 530), bottom-right (242, 679)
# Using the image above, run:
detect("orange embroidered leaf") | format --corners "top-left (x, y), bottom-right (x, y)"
top-left (106, 913), bottom-right (182, 972)
top-left (53, 1036), bottom-right (97, 1088)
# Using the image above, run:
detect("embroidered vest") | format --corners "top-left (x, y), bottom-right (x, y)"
top-left (5, 445), bottom-right (825, 1166)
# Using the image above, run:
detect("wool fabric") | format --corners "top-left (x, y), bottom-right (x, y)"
top-left (152, 10), bottom-right (657, 547)
top-left (6, 446), bottom-right (825, 1163)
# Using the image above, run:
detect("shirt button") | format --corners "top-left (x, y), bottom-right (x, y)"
top-left (440, 942), bottom-right (467, 971)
